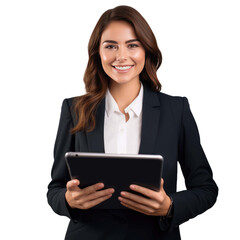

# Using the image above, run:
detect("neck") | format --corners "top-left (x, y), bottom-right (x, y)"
top-left (109, 79), bottom-right (141, 113)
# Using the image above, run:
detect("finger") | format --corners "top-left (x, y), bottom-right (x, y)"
top-left (129, 184), bottom-right (159, 200)
top-left (66, 179), bottom-right (80, 191)
top-left (119, 200), bottom-right (153, 215)
top-left (120, 201), bottom-right (147, 215)
top-left (119, 196), bottom-right (154, 212)
top-left (81, 182), bottom-right (105, 195)
top-left (82, 188), bottom-right (115, 202)
top-left (81, 194), bottom-right (113, 209)
top-left (120, 191), bottom-right (156, 207)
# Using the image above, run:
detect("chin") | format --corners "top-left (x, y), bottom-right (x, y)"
top-left (111, 79), bottom-right (132, 85)
top-left (110, 75), bottom-right (138, 85)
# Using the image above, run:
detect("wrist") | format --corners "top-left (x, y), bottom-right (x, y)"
top-left (160, 196), bottom-right (173, 221)
top-left (165, 196), bottom-right (173, 218)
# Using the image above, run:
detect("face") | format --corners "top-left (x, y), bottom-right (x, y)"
top-left (99, 21), bottom-right (145, 86)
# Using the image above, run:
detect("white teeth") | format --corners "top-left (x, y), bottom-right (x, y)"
top-left (114, 66), bottom-right (132, 70)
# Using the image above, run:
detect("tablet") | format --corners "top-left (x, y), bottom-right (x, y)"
top-left (65, 152), bottom-right (164, 209)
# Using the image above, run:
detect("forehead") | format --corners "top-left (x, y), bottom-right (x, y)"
top-left (100, 21), bottom-right (137, 43)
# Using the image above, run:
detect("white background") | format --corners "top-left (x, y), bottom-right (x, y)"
top-left (0, 0), bottom-right (239, 239)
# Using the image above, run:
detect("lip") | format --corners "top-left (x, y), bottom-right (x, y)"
top-left (112, 65), bottom-right (134, 73)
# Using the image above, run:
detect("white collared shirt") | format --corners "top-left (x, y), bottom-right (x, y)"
top-left (104, 82), bottom-right (143, 154)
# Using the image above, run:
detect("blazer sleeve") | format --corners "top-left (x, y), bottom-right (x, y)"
top-left (168, 97), bottom-right (218, 231)
top-left (47, 98), bottom-right (83, 222)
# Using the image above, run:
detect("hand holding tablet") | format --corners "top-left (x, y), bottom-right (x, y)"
top-left (65, 152), bottom-right (164, 209)
top-left (65, 179), bottom-right (115, 210)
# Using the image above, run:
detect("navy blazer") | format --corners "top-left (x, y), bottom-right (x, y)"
top-left (47, 83), bottom-right (218, 240)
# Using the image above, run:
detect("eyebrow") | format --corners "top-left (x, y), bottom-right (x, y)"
top-left (102, 39), bottom-right (139, 44)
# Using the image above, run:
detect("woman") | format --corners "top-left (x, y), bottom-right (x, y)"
top-left (47, 5), bottom-right (218, 240)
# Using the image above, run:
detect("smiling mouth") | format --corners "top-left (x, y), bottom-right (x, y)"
top-left (112, 65), bottom-right (134, 71)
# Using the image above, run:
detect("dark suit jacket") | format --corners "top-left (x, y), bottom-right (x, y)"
top-left (47, 83), bottom-right (218, 240)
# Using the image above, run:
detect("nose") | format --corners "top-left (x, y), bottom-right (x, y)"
top-left (116, 47), bottom-right (127, 62)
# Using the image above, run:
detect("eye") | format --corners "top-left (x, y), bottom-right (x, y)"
top-left (105, 45), bottom-right (117, 49)
top-left (128, 44), bottom-right (139, 48)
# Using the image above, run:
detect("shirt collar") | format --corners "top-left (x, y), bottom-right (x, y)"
top-left (105, 82), bottom-right (143, 118)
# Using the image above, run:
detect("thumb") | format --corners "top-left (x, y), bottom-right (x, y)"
top-left (66, 179), bottom-right (80, 191)
top-left (160, 178), bottom-right (164, 191)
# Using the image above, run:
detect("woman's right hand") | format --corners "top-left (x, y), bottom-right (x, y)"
top-left (65, 179), bottom-right (115, 209)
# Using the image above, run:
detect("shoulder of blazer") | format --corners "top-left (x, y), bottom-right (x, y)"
top-left (158, 91), bottom-right (185, 105)
top-left (64, 96), bottom-right (76, 108)
top-left (62, 95), bottom-right (106, 127)
top-left (61, 97), bottom-right (78, 125)
top-left (156, 92), bottom-right (188, 129)
top-left (156, 91), bottom-right (186, 114)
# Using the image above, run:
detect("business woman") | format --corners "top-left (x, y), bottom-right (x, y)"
top-left (47, 5), bottom-right (218, 240)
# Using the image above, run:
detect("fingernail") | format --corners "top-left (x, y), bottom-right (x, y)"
top-left (130, 185), bottom-right (135, 189)
top-left (121, 192), bottom-right (126, 196)
top-left (109, 189), bottom-right (115, 193)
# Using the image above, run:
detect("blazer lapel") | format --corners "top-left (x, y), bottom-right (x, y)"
top-left (139, 83), bottom-right (161, 154)
top-left (85, 98), bottom-right (105, 153)
top-left (85, 83), bottom-right (161, 155)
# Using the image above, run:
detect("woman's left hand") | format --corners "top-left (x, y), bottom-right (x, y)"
top-left (118, 178), bottom-right (171, 216)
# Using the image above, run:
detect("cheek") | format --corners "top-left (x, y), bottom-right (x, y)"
top-left (100, 51), bottom-right (115, 64)
top-left (132, 51), bottom-right (145, 63)
top-left (132, 50), bottom-right (145, 65)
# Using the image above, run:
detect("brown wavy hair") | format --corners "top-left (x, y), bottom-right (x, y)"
top-left (71, 5), bottom-right (162, 133)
